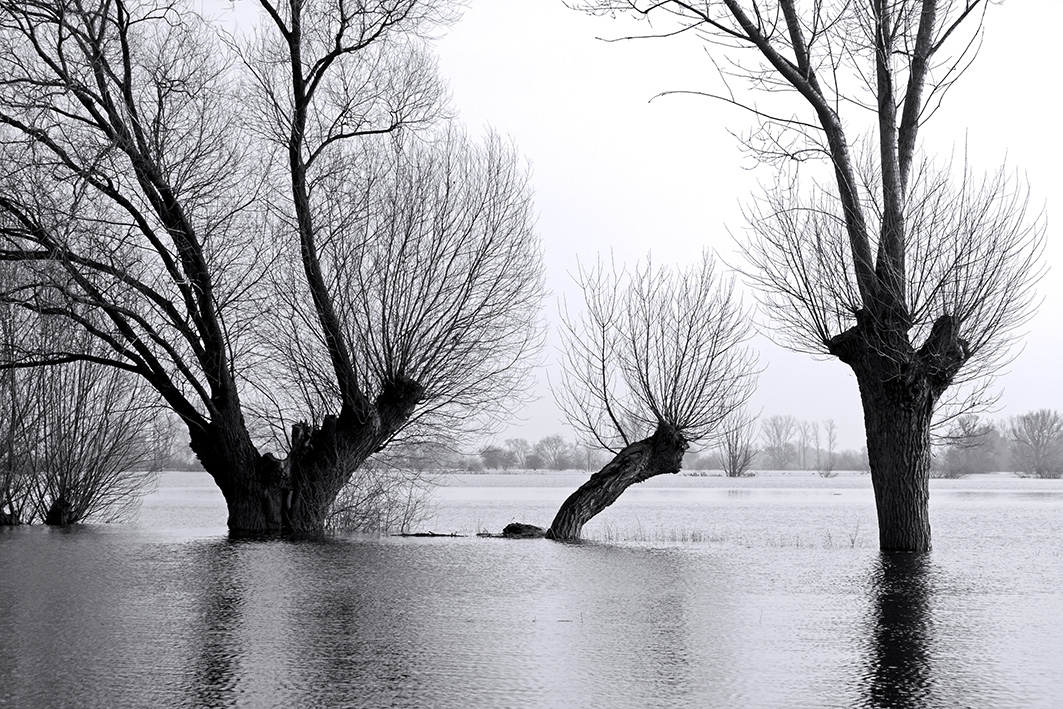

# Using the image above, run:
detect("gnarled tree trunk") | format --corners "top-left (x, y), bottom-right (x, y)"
top-left (831, 312), bottom-right (969, 552)
top-left (546, 423), bottom-right (687, 541)
top-left (189, 416), bottom-right (287, 536)
top-left (190, 377), bottom-right (424, 537)
top-left (859, 379), bottom-right (934, 552)
top-left (43, 497), bottom-right (75, 526)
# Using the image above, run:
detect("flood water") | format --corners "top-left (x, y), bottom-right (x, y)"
top-left (2, 471), bottom-right (1062, 708)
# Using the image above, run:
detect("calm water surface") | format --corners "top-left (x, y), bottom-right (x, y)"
top-left (1, 471), bottom-right (1062, 708)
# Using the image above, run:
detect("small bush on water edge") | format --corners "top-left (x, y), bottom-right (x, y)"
top-left (327, 466), bottom-right (438, 534)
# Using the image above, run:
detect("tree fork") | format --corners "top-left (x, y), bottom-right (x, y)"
top-left (836, 314), bottom-right (970, 552)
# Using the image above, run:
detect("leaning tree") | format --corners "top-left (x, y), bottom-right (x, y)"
top-left (531, 253), bottom-right (758, 540)
top-left (0, 0), bottom-right (543, 535)
top-left (575, 0), bottom-right (1044, 550)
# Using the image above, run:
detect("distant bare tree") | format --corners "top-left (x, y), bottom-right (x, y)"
top-left (573, 0), bottom-right (1045, 550)
top-left (717, 408), bottom-right (758, 478)
top-left (1007, 410), bottom-right (1063, 479)
top-left (545, 253), bottom-right (758, 539)
top-left (816, 419), bottom-right (839, 478)
top-left (478, 446), bottom-right (512, 470)
top-left (936, 414), bottom-right (994, 478)
top-left (795, 419), bottom-right (815, 470)
top-left (504, 438), bottom-right (531, 469)
top-left (760, 415), bottom-right (796, 470)
top-left (533, 435), bottom-right (571, 471)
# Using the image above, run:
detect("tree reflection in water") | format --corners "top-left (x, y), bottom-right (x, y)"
top-left (862, 552), bottom-right (935, 708)
top-left (189, 540), bottom-right (246, 709)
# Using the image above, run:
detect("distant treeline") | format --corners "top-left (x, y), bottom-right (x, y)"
top-left (136, 409), bottom-right (1063, 479)
top-left (468, 410), bottom-right (1063, 479)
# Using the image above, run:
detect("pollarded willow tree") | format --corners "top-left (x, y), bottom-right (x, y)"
top-left (257, 127), bottom-right (544, 525)
top-left (575, 0), bottom-right (1045, 550)
top-left (0, 0), bottom-right (543, 535)
top-left (540, 254), bottom-right (757, 540)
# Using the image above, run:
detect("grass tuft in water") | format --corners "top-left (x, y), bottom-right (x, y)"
top-left (583, 520), bottom-right (871, 549)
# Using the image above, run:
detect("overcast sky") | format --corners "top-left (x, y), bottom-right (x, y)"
top-left (427, 1), bottom-right (1061, 450)
top-left (202, 1), bottom-right (1060, 451)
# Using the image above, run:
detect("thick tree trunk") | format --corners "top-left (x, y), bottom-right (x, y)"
top-left (189, 376), bottom-right (424, 537)
top-left (285, 376), bottom-right (424, 535)
top-left (858, 376), bottom-right (934, 552)
top-left (830, 311), bottom-right (969, 552)
top-left (190, 421), bottom-right (289, 536)
top-left (43, 496), bottom-right (75, 526)
top-left (546, 423), bottom-right (687, 541)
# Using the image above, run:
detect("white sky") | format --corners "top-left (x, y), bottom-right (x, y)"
top-left (200, 1), bottom-right (1061, 452)
top-left (428, 1), bottom-right (1062, 451)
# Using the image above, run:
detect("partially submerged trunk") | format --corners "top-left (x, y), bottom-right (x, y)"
top-left (190, 376), bottom-right (424, 537)
top-left (188, 418), bottom-right (288, 536)
top-left (546, 423), bottom-right (687, 541)
top-left (43, 496), bottom-right (75, 526)
top-left (861, 384), bottom-right (934, 552)
top-left (830, 312), bottom-right (968, 552)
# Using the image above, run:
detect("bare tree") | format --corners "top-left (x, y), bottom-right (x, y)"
top-left (936, 414), bottom-right (994, 477)
top-left (1006, 410), bottom-right (1063, 479)
top-left (533, 435), bottom-right (572, 471)
top-left (258, 125), bottom-right (543, 520)
top-left (1, 302), bottom-right (156, 525)
top-left (0, 0), bottom-right (542, 534)
top-left (573, 1), bottom-right (1045, 550)
top-left (541, 253), bottom-right (757, 540)
top-left (504, 438), bottom-right (531, 469)
top-left (0, 299), bottom-right (39, 525)
top-left (0, 0), bottom-right (284, 533)
top-left (795, 419), bottom-right (813, 470)
top-left (717, 408), bottom-right (758, 478)
top-left (326, 461), bottom-right (436, 534)
top-left (240, 3), bottom-right (541, 532)
top-left (760, 414), bottom-right (796, 470)
top-left (816, 419), bottom-right (839, 478)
